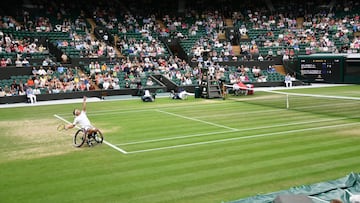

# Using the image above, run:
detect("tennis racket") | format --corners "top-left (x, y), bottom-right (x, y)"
top-left (57, 124), bottom-right (66, 131)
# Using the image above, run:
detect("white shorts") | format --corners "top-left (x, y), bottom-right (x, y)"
top-left (83, 125), bottom-right (95, 131)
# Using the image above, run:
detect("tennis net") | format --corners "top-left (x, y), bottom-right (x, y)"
top-left (233, 89), bottom-right (360, 119)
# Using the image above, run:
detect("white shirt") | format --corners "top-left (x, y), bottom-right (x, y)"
top-left (179, 91), bottom-right (186, 99)
top-left (73, 111), bottom-right (93, 130)
top-left (232, 83), bottom-right (240, 90)
top-left (285, 75), bottom-right (292, 82)
top-left (144, 90), bottom-right (151, 97)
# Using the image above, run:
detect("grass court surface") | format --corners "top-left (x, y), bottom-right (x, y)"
top-left (1, 84), bottom-right (360, 203)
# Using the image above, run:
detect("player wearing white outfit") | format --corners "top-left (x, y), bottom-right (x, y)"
top-left (66, 96), bottom-right (96, 135)
top-left (178, 90), bottom-right (194, 99)
top-left (73, 110), bottom-right (93, 131)
top-left (171, 90), bottom-right (194, 100)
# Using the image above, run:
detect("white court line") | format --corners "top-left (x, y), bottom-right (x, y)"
top-left (118, 116), bottom-right (350, 146)
top-left (126, 122), bottom-right (358, 154)
top-left (53, 114), bottom-right (128, 154)
top-left (156, 109), bottom-right (238, 131)
top-left (119, 130), bottom-right (236, 146)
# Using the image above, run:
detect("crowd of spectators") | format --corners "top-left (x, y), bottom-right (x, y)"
top-left (1, 0), bottom-right (360, 97)
top-left (0, 64), bottom-right (97, 97)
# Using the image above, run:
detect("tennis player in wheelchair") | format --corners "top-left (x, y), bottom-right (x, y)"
top-left (65, 96), bottom-right (100, 145)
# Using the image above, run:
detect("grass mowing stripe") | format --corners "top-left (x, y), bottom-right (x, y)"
top-left (181, 155), bottom-right (360, 200)
top-left (125, 138), bottom-right (358, 179)
top-left (98, 153), bottom-right (360, 203)
top-left (126, 122), bottom-right (358, 154)
top-left (209, 161), bottom-right (360, 203)
top-left (100, 147), bottom-right (354, 201)
top-left (109, 144), bottom-right (358, 186)
top-left (93, 128), bottom-right (352, 181)
top-left (130, 116), bottom-right (347, 144)
top-left (117, 116), bottom-right (352, 146)
top-left (119, 132), bottom-right (351, 178)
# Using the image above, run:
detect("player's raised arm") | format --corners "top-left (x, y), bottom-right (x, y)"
top-left (82, 96), bottom-right (87, 112)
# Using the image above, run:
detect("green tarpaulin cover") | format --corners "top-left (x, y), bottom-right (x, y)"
top-left (228, 172), bottom-right (360, 203)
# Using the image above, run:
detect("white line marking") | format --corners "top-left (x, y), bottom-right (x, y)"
top-left (156, 109), bottom-right (238, 131)
top-left (263, 89), bottom-right (360, 100)
top-left (126, 122), bottom-right (358, 154)
top-left (54, 114), bottom-right (127, 154)
top-left (119, 130), bottom-right (236, 146)
top-left (118, 117), bottom-right (349, 146)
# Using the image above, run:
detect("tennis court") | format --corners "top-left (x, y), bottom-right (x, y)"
top-left (1, 84), bottom-right (360, 203)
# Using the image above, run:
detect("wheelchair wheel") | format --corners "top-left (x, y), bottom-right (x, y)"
top-left (93, 129), bottom-right (104, 144)
top-left (73, 129), bottom-right (86, 147)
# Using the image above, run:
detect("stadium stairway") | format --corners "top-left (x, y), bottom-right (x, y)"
top-left (86, 18), bottom-right (123, 58)
top-left (86, 18), bottom-right (97, 37)
top-left (218, 30), bottom-right (227, 40)
top-left (156, 19), bottom-right (167, 30)
top-left (232, 45), bottom-right (241, 56)
top-left (112, 35), bottom-right (124, 58)
top-left (225, 19), bottom-right (234, 27)
top-left (274, 65), bottom-right (286, 75)
top-left (296, 17), bottom-right (304, 29)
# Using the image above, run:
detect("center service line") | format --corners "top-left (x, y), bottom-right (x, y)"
top-left (156, 109), bottom-right (238, 131)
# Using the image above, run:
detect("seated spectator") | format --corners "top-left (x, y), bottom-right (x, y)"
top-left (0, 87), bottom-right (5, 96)
top-left (252, 66), bottom-right (261, 77)
top-left (102, 79), bottom-right (110, 90)
top-left (27, 76), bottom-right (35, 87)
top-left (265, 49), bottom-right (274, 60)
top-left (26, 86), bottom-right (37, 104)
top-left (42, 57), bottom-right (55, 66)
top-left (112, 81), bottom-right (120, 89)
top-left (284, 73), bottom-right (293, 87)
top-left (57, 64), bottom-right (65, 74)
top-left (4, 85), bottom-right (12, 96)
top-left (6, 58), bottom-right (12, 66)
top-left (22, 58), bottom-right (30, 67)
top-left (31, 67), bottom-right (38, 75)
top-left (61, 53), bottom-right (68, 63)
top-left (18, 85), bottom-right (26, 95)
top-left (267, 65), bottom-right (276, 73)
top-left (257, 75), bottom-right (267, 82)
top-left (146, 77), bottom-right (154, 86)
top-left (37, 66), bottom-right (47, 75)
top-left (15, 58), bottom-right (22, 67)
top-left (46, 67), bottom-right (54, 75)
top-left (1, 58), bottom-right (7, 67)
